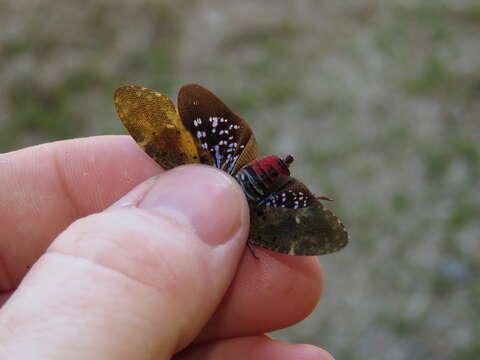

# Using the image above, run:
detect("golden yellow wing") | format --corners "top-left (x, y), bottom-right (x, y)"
top-left (114, 85), bottom-right (202, 169)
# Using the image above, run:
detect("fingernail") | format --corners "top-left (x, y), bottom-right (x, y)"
top-left (138, 165), bottom-right (246, 245)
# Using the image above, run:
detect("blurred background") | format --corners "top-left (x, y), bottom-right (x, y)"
top-left (1, 1), bottom-right (479, 359)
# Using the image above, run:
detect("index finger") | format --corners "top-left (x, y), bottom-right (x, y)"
top-left (0, 135), bottom-right (161, 290)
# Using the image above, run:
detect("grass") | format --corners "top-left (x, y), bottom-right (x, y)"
top-left (1, 1), bottom-right (479, 359)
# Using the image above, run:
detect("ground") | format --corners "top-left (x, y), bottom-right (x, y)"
top-left (1, 1), bottom-right (479, 359)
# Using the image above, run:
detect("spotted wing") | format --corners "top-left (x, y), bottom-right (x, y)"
top-left (260, 175), bottom-right (318, 209)
top-left (177, 83), bottom-right (258, 174)
top-left (251, 176), bottom-right (348, 255)
top-left (114, 85), bottom-right (203, 170)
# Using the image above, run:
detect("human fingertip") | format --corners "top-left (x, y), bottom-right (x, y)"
top-left (294, 344), bottom-right (336, 360)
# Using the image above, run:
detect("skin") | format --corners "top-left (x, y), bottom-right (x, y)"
top-left (0, 135), bottom-right (334, 360)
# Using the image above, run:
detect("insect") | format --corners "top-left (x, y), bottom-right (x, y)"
top-left (114, 83), bottom-right (348, 256)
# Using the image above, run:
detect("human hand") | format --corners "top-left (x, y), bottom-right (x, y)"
top-left (0, 136), bottom-right (333, 359)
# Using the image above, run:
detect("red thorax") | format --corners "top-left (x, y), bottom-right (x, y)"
top-left (235, 155), bottom-right (294, 204)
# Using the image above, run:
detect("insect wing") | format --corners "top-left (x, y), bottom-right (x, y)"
top-left (250, 174), bottom-right (348, 255)
top-left (114, 85), bottom-right (202, 169)
top-left (261, 176), bottom-right (318, 209)
top-left (249, 204), bottom-right (349, 255)
top-left (177, 83), bottom-right (258, 174)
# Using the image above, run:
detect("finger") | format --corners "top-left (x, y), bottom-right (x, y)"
top-left (0, 136), bottom-right (322, 341)
top-left (198, 252), bottom-right (322, 340)
top-left (0, 136), bottom-right (160, 291)
top-left (0, 165), bottom-right (249, 359)
top-left (175, 335), bottom-right (335, 360)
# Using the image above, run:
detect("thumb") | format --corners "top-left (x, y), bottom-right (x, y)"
top-left (0, 165), bottom-right (249, 359)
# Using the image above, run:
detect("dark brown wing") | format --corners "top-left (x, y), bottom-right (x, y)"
top-left (251, 176), bottom-right (348, 255)
top-left (177, 83), bottom-right (257, 174)
top-left (114, 85), bottom-right (202, 169)
top-left (260, 174), bottom-right (319, 208)
top-left (249, 203), bottom-right (349, 255)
